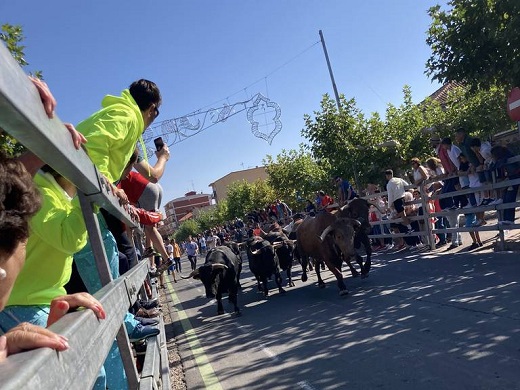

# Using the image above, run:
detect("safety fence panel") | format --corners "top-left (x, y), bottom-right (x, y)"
top-left (0, 42), bottom-right (169, 389)
top-left (364, 168), bottom-right (520, 251)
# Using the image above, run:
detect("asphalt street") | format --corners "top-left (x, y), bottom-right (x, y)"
top-left (162, 245), bottom-right (520, 390)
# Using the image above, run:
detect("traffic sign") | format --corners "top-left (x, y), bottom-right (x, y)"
top-left (507, 87), bottom-right (520, 121)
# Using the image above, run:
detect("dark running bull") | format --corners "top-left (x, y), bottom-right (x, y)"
top-left (263, 231), bottom-right (296, 287)
top-left (183, 246), bottom-right (242, 315)
top-left (245, 236), bottom-right (286, 297)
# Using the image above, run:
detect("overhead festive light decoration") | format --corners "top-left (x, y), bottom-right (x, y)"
top-left (142, 93), bottom-right (282, 156)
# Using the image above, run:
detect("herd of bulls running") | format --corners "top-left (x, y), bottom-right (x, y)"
top-left (183, 199), bottom-right (374, 316)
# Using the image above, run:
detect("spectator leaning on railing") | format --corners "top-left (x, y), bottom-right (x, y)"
top-left (491, 145), bottom-right (520, 225)
top-left (470, 137), bottom-right (495, 205)
top-left (0, 154), bottom-right (105, 362)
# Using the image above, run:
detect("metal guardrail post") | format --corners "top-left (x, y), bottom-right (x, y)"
top-left (78, 191), bottom-right (114, 286)
top-left (419, 186), bottom-right (436, 249)
top-left (77, 192), bottom-right (140, 388)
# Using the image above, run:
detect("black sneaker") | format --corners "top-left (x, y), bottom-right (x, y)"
top-left (142, 247), bottom-right (156, 258)
top-left (467, 242), bottom-right (479, 251)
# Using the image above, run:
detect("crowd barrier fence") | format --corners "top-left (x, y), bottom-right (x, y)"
top-left (0, 42), bottom-right (170, 389)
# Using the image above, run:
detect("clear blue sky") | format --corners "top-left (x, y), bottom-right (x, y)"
top-left (2, 0), bottom-right (446, 203)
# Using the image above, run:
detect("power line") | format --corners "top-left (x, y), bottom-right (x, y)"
top-left (186, 40), bottom-right (321, 115)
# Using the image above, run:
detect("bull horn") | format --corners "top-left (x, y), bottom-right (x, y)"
top-left (340, 204), bottom-right (349, 211)
top-left (351, 219), bottom-right (362, 228)
top-left (318, 225), bottom-right (334, 241)
top-left (272, 242), bottom-right (284, 249)
top-left (211, 263), bottom-right (228, 270)
top-left (181, 269), bottom-right (200, 279)
top-left (251, 248), bottom-right (261, 255)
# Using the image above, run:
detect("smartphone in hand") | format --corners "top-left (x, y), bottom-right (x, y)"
top-left (153, 137), bottom-right (164, 151)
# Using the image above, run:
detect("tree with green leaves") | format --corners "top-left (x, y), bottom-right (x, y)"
top-left (226, 179), bottom-right (274, 219)
top-left (0, 24), bottom-right (43, 156)
top-left (426, 0), bottom-right (520, 90)
top-left (263, 146), bottom-right (330, 211)
top-left (173, 219), bottom-right (200, 242)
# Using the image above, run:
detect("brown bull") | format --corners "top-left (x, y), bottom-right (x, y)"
top-left (296, 212), bottom-right (361, 295)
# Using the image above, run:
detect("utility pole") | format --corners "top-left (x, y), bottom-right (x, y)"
top-left (319, 30), bottom-right (341, 111)
top-left (319, 30), bottom-right (361, 191)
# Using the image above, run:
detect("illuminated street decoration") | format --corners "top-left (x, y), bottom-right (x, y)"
top-left (142, 93), bottom-right (282, 156)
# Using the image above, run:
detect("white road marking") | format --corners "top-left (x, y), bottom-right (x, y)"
top-left (298, 380), bottom-right (318, 390)
top-left (234, 322), bottom-right (279, 362)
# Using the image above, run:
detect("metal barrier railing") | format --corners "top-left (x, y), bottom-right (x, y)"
top-left (364, 168), bottom-right (520, 252)
top-left (0, 42), bottom-right (168, 388)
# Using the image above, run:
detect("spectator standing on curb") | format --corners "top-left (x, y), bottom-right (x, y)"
top-left (425, 157), bottom-right (448, 247)
top-left (431, 135), bottom-right (456, 210)
top-left (441, 137), bottom-right (469, 209)
top-left (470, 137), bottom-right (495, 204)
top-left (491, 145), bottom-right (520, 225)
top-left (455, 128), bottom-right (481, 174)
top-left (385, 169), bottom-right (414, 233)
top-left (172, 239), bottom-right (182, 274)
top-left (185, 236), bottom-right (199, 271)
top-left (165, 239), bottom-right (177, 282)
top-left (198, 234), bottom-right (207, 255)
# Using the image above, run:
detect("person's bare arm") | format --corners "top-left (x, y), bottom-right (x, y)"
top-left (134, 145), bottom-right (170, 183)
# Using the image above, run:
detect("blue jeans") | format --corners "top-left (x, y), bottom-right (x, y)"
top-left (435, 217), bottom-right (447, 244)
top-left (74, 215), bottom-right (120, 293)
top-left (73, 215), bottom-right (129, 390)
top-left (502, 176), bottom-right (519, 222)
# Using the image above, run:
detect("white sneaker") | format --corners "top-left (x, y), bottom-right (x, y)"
top-left (411, 243), bottom-right (425, 250)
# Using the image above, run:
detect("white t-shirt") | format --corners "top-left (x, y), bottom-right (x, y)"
top-left (446, 145), bottom-right (461, 170)
top-left (386, 177), bottom-right (408, 205)
top-left (166, 243), bottom-right (173, 259)
top-left (479, 141), bottom-right (492, 162)
top-left (206, 235), bottom-right (218, 249)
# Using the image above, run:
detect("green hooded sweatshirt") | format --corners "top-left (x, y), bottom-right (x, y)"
top-left (7, 172), bottom-right (87, 306)
top-left (76, 89), bottom-right (144, 183)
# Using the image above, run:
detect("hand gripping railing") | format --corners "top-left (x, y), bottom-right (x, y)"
top-left (0, 41), bottom-right (160, 389)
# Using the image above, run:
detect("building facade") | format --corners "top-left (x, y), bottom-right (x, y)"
top-left (209, 166), bottom-right (268, 203)
top-left (158, 191), bottom-right (212, 237)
